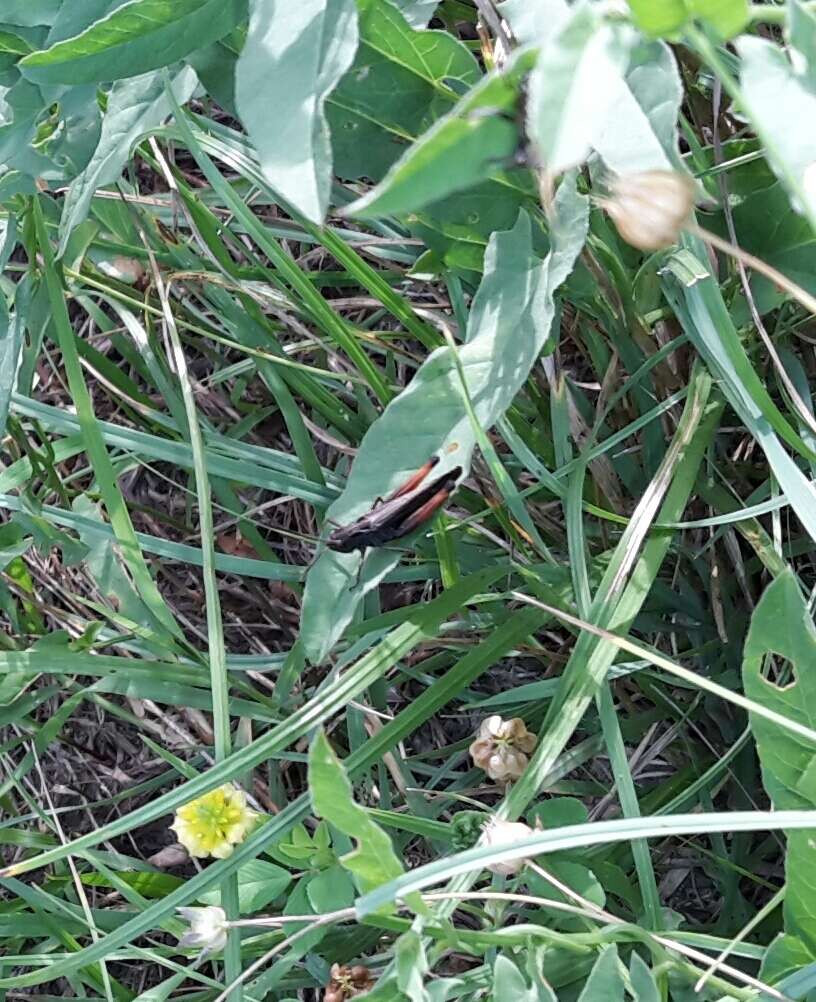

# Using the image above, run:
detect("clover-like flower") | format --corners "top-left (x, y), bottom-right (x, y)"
top-left (601, 170), bottom-right (695, 251)
top-left (481, 817), bottom-right (534, 875)
top-left (469, 715), bottom-right (537, 783)
top-left (171, 784), bottom-right (259, 859)
top-left (324, 963), bottom-right (375, 1001)
top-left (176, 905), bottom-right (228, 954)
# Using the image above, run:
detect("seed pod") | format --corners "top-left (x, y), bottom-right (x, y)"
top-left (469, 715), bottom-right (537, 782)
top-left (602, 170), bottom-right (695, 251)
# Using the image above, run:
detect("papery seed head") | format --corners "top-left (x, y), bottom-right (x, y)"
top-left (602, 170), bottom-right (696, 251)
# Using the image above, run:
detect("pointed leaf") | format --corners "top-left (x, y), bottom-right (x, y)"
top-left (302, 180), bottom-right (588, 661)
top-left (58, 65), bottom-right (198, 252)
top-left (309, 730), bottom-right (405, 897)
top-left (20, 0), bottom-right (246, 85)
top-left (743, 571), bottom-right (816, 953)
top-left (236, 0), bottom-right (358, 223)
top-left (577, 946), bottom-right (624, 1002)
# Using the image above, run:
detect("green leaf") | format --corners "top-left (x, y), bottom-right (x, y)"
top-left (58, 64), bottom-right (198, 252)
top-left (1, 1), bottom-right (61, 27)
top-left (309, 730), bottom-right (406, 897)
top-left (20, 0), bottom-right (247, 85)
top-left (235, 0), bottom-right (358, 224)
top-left (736, 34), bottom-right (816, 228)
top-left (396, 928), bottom-right (429, 1002)
top-left (592, 41), bottom-right (682, 174)
top-left (491, 953), bottom-right (557, 1002)
top-left (725, 182), bottom-right (816, 317)
top-left (346, 50), bottom-right (532, 219)
top-left (198, 859), bottom-right (291, 913)
top-left (789, 0), bottom-right (816, 71)
top-left (577, 946), bottom-right (624, 1002)
top-left (626, 0), bottom-right (687, 36)
top-left (306, 864), bottom-right (356, 911)
top-left (328, 0), bottom-right (479, 184)
top-left (762, 932), bottom-right (816, 984)
top-left (525, 4), bottom-right (632, 173)
top-left (500, 0), bottom-right (569, 45)
top-left (688, 0), bottom-right (749, 38)
top-left (302, 181), bottom-right (588, 661)
top-left (743, 571), bottom-right (816, 953)
top-left (629, 953), bottom-right (660, 1002)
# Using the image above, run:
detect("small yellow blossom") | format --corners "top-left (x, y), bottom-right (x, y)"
top-left (171, 784), bottom-right (259, 859)
top-left (469, 715), bottom-right (537, 783)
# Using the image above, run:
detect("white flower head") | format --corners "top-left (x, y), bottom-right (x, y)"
top-left (176, 905), bottom-right (228, 954)
top-left (481, 816), bottom-right (534, 875)
top-left (602, 170), bottom-right (696, 251)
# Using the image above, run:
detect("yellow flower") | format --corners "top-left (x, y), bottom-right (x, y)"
top-left (469, 715), bottom-right (537, 783)
top-left (171, 784), bottom-right (259, 859)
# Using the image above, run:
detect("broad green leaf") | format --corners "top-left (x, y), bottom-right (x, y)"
top-left (577, 946), bottom-right (624, 1002)
top-left (499, 0), bottom-right (569, 44)
top-left (58, 64), bottom-right (198, 252)
top-left (328, 0), bottom-right (479, 184)
top-left (525, 4), bottom-right (633, 173)
top-left (306, 864), bottom-right (356, 911)
top-left (396, 0), bottom-right (438, 28)
top-left (1, 1), bottom-right (60, 27)
top-left (626, 0), bottom-right (686, 36)
top-left (45, 1), bottom-right (128, 45)
top-left (743, 571), bottom-right (816, 953)
top-left (346, 49), bottom-right (532, 219)
top-left (762, 932), bottom-right (816, 984)
top-left (308, 730), bottom-right (406, 897)
top-left (687, 0), bottom-right (749, 38)
top-left (491, 955), bottom-right (554, 1002)
top-left (301, 181), bottom-right (588, 661)
top-left (20, 0), bottom-right (246, 85)
top-left (0, 79), bottom-right (60, 180)
top-left (198, 859), bottom-right (291, 912)
top-left (592, 41), bottom-right (683, 174)
top-left (736, 34), bottom-right (816, 228)
top-left (629, 954), bottom-right (660, 1002)
top-left (790, 0), bottom-right (816, 71)
top-left (235, 0), bottom-right (358, 224)
top-left (725, 182), bottom-right (816, 316)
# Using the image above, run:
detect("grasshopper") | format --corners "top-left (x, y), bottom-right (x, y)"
top-left (325, 456), bottom-right (462, 583)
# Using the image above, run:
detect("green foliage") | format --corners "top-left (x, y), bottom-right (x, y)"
top-left (309, 729), bottom-right (407, 894)
top-left (743, 572), bottom-right (816, 973)
top-left (3, 1), bottom-right (816, 1000)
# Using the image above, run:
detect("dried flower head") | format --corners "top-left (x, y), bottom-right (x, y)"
top-left (176, 905), bottom-right (228, 954)
top-left (324, 963), bottom-right (375, 1001)
top-left (481, 816), bottom-right (534, 875)
top-left (601, 170), bottom-right (695, 251)
top-left (469, 715), bottom-right (537, 782)
top-left (171, 784), bottom-right (259, 859)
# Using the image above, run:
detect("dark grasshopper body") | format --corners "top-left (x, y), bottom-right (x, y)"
top-left (327, 459), bottom-right (462, 555)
